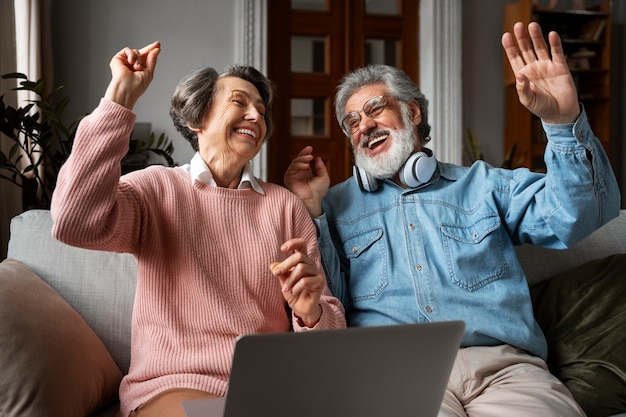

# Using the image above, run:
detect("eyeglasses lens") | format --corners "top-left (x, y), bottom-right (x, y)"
top-left (342, 96), bottom-right (387, 134)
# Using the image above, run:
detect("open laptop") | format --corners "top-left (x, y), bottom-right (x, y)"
top-left (182, 320), bottom-right (465, 417)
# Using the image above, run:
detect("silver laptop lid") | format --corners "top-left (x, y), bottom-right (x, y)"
top-left (217, 320), bottom-right (464, 417)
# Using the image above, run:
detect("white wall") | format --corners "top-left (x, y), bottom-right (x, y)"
top-left (49, 0), bottom-right (625, 204)
top-left (462, 0), bottom-right (509, 166)
top-left (51, 0), bottom-right (237, 165)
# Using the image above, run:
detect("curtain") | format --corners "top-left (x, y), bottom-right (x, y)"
top-left (0, 0), bottom-right (51, 259)
top-left (1, 1), bottom-right (20, 260)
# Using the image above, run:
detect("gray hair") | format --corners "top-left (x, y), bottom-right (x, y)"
top-left (334, 64), bottom-right (431, 145)
top-left (169, 65), bottom-right (275, 151)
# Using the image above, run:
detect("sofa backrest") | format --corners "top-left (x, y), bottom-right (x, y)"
top-left (7, 209), bottom-right (626, 373)
top-left (516, 210), bottom-right (626, 286)
top-left (7, 209), bottom-right (136, 374)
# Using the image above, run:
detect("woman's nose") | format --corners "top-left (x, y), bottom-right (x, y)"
top-left (245, 106), bottom-right (261, 122)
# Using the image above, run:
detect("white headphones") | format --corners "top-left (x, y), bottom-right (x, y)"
top-left (353, 149), bottom-right (437, 192)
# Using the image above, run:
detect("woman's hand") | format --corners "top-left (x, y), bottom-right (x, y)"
top-left (104, 41), bottom-right (161, 110)
top-left (270, 238), bottom-right (324, 327)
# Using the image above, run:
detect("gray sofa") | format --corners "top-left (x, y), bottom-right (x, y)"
top-left (1, 209), bottom-right (625, 417)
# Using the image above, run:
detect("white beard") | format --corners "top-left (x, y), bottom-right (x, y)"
top-left (353, 116), bottom-right (417, 180)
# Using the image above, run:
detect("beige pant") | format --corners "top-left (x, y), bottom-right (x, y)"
top-left (126, 388), bottom-right (218, 417)
top-left (440, 345), bottom-right (586, 417)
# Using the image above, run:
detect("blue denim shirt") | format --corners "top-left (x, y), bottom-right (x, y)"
top-left (315, 108), bottom-right (620, 360)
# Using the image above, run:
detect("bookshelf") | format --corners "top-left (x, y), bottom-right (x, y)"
top-left (503, 0), bottom-right (612, 172)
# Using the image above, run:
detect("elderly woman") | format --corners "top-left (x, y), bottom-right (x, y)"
top-left (50, 41), bottom-right (345, 417)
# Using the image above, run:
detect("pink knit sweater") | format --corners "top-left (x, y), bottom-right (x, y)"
top-left (50, 99), bottom-right (346, 416)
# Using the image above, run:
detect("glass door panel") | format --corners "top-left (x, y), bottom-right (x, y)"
top-left (365, 38), bottom-right (398, 66)
top-left (291, 36), bottom-right (326, 73)
top-left (365, 0), bottom-right (399, 15)
top-left (291, 98), bottom-right (326, 136)
top-left (291, 0), bottom-right (327, 11)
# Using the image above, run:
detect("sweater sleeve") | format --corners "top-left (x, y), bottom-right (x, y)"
top-left (289, 196), bottom-right (346, 331)
top-left (50, 98), bottom-right (142, 253)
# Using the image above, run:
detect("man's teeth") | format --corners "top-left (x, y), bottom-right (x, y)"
top-left (236, 128), bottom-right (256, 138)
top-left (366, 134), bottom-right (388, 149)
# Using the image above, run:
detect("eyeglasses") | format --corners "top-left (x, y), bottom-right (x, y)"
top-left (341, 95), bottom-right (391, 135)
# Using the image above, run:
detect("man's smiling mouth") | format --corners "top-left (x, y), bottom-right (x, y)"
top-left (363, 132), bottom-right (389, 150)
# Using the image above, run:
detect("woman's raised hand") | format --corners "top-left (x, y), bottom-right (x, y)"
top-left (105, 41), bottom-right (161, 110)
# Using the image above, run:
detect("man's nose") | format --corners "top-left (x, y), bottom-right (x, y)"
top-left (357, 114), bottom-right (377, 134)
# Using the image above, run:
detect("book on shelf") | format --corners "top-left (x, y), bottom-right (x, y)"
top-left (566, 47), bottom-right (596, 70)
top-left (579, 18), bottom-right (606, 41)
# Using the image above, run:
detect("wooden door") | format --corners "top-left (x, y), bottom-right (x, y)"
top-left (266, 0), bottom-right (419, 186)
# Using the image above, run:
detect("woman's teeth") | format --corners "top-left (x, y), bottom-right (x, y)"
top-left (236, 128), bottom-right (256, 138)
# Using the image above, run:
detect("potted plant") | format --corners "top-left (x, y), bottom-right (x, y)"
top-left (0, 73), bottom-right (176, 210)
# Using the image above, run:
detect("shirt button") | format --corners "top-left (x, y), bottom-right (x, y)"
top-left (415, 264), bottom-right (422, 271)
top-left (352, 247), bottom-right (358, 254)
top-left (409, 223), bottom-right (415, 230)
top-left (425, 306), bottom-right (433, 313)
top-left (472, 232), bottom-right (477, 238)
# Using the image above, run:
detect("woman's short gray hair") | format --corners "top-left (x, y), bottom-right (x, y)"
top-left (169, 65), bottom-right (275, 151)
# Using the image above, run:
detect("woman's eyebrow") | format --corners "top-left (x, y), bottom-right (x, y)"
top-left (230, 89), bottom-right (265, 106)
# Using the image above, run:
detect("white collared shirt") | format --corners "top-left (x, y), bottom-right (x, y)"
top-left (179, 152), bottom-right (265, 195)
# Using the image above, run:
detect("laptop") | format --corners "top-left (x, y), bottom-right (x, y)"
top-left (182, 320), bottom-right (465, 417)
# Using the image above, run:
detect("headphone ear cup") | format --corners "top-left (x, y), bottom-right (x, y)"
top-left (399, 151), bottom-right (437, 188)
top-left (414, 151), bottom-right (437, 183)
top-left (353, 166), bottom-right (379, 192)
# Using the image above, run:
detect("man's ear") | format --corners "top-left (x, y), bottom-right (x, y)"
top-left (408, 100), bottom-right (422, 126)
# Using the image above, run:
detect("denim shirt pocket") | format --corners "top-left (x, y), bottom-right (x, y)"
top-left (440, 214), bottom-right (507, 292)
top-left (342, 227), bottom-right (388, 302)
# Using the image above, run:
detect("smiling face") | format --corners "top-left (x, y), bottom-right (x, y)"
top-left (346, 83), bottom-right (423, 179)
top-left (194, 76), bottom-right (267, 170)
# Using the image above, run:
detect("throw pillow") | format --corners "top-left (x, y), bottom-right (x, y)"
top-left (530, 253), bottom-right (626, 417)
top-left (0, 259), bottom-right (123, 417)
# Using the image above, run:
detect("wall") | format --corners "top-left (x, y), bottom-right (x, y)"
top-left (462, 0), bottom-right (509, 166)
top-left (51, 0), bottom-right (238, 166)
top-left (46, 0), bottom-right (626, 206)
top-left (2, 0), bottom-right (622, 258)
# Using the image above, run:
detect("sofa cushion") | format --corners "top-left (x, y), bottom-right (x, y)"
top-left (0, 259), bottom-right (122, 417)
top-left (530, 253), bottom-right (626, 417)
top-left (7, 209), bottom-right (136, 373)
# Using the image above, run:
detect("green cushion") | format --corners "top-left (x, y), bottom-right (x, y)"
top-left (531, 253), bottom-right (626, 417)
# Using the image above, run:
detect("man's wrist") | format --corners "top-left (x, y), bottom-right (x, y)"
top-left (304, 201), bottom-right (323, 218)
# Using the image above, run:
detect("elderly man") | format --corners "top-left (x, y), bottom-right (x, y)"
top-left (285, 22), bottom-right (620, 416)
